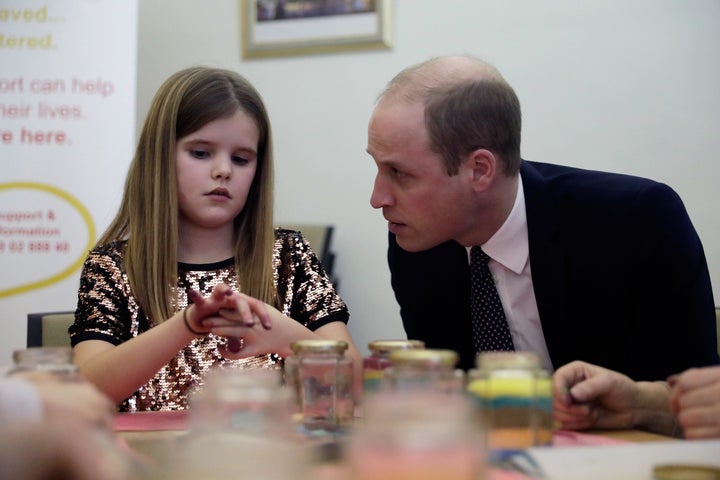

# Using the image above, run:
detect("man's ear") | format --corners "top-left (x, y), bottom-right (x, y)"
top-left (465, 148), bottom-right (497, 192)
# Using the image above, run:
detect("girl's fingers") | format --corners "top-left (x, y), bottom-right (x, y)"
top-left (206, 324), bottom-right (254, 337)
top-left (244, 302), bottom-right (270, 329)
top-left (190, 284), bottom-right (272, 330)
top-left (258, 311), bottom-right (272, 330)
top-left (217, 308), bottom-right (256, 327)
top-left (238, 294), bottom-right (272, 330)
top-left (188, 288), bottom-right (202, 305)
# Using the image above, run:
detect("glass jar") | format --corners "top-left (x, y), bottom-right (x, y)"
top-left (284, 339), bottom-right (354, 436)
top-left (9, 346), bottom-right (79, 380)
top-left (348, 390), bottom-right (485, 480)
top-left (535, 369), bottom-right (554, 446)
top-left (467, 351), bottom-right (553, 451)
top-left (382, 348), bottom-right (464, 394)
top-left (164, 367), bottom-right (310, 479)
top-left (189, 366), bottom-right (292, 438)
top-left (362, 339), bottom-right (425, 394)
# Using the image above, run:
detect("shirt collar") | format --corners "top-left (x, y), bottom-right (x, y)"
top-left (475, 175), bottom-right (529, 274)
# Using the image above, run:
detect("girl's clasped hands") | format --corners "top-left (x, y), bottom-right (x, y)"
top-left (184, 283), bottom-right (272, 355)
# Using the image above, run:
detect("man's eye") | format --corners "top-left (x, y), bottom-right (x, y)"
top-left (190, 149), bottom-right (210, 159)
top-left (391, 167), bottom-right (406, 178)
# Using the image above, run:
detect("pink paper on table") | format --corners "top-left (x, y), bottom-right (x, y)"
top-left (114, 410), bottom-right (189, 431)
top-left (552, 430), bottom-right (630, 447)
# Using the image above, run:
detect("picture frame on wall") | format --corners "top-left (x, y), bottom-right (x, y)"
top-left (241, 0), bottom-right (392, 59)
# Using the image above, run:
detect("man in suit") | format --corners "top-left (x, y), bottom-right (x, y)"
top-left (367, 55), bottom-right (718, 380)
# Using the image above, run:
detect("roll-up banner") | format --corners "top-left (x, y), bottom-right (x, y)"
top-left (0, 1), bottom-right (138, 363)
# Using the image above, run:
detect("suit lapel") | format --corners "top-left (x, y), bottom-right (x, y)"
top-left (521, 161), bottom-right (570, 369)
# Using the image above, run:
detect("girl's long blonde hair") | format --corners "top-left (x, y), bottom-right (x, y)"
top-left (99, 66), bottom-right (277, 323)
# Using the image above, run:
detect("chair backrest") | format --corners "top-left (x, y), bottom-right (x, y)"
top-left (27, 311), bottom-right (75, 348)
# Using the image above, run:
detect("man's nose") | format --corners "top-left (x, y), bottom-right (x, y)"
top-left (370, 176), bottom-right (392, 209)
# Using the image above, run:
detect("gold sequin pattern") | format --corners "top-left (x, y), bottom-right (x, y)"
top-left (70, 229), bottom-right (348, 412)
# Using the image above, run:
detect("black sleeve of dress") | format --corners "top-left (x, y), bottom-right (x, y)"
top-left (273, 229), bottom-right (349, 331)
top-left (69, 242), bottom-right (135, 347)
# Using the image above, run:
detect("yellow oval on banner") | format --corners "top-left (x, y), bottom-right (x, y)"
top-left (0, 182), bottom-right (96, 298)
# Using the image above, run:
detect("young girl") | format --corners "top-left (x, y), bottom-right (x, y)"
top-left (69, 66), bottom-right (362, 411)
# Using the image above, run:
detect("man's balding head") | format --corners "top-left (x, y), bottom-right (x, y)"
top-left (376, 56), bottom-right (522, 176)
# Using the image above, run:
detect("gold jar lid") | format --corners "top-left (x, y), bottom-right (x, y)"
top-left (368, 339), bottom-right (425, 354)
top-left (389, 348), bottom-right (459, 368)
top-left (290, 339), bottom-right (348, 355)
top-left (476, 351), bottom-right (540, 370)
top-left (653, 464), bottom-right (720, 480)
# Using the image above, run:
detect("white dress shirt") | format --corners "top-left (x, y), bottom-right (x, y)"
top-left (466, 176), bottom-right (553, 372)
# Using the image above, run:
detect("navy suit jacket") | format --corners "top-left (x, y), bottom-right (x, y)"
top-left (388, 160), bottom-right (719, 379)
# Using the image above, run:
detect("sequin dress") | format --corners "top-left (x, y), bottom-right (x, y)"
top-left (69, 228), bottom-right (348, 412)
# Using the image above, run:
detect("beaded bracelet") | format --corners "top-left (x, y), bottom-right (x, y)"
top-left (183, 306), bottom-right (206, 336)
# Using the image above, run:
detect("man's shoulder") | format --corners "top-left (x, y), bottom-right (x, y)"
top-left (521, 160), bottom-right (675, 204)
top-left (522, 160), bottom-right (657, 185)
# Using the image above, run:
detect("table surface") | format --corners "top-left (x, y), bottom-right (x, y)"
top-left (114, 410), bottom-right (686, 480)
top-left (115, 410), bottom-right (676, 442)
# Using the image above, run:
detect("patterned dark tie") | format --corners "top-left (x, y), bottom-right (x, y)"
top-left (470, 246), bottom-right (515, 352)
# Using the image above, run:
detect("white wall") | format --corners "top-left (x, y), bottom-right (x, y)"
top-left (137, 0), bottom-right (720, 355)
